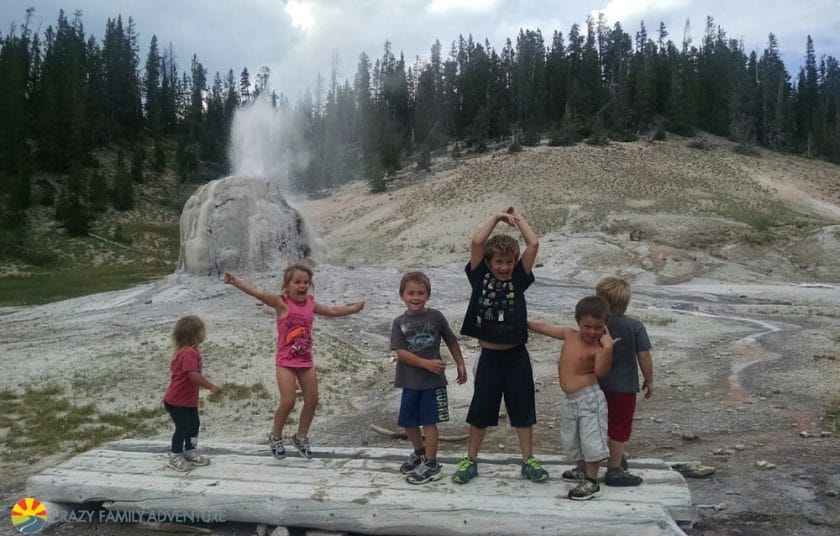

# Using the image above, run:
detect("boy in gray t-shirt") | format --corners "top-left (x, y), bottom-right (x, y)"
top-left (390, 272), bottom-right (467, 484)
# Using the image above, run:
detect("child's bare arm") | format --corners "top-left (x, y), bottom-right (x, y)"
top-left (445, 339), bottom-right (468, 384)
top-left (470, 212), bottom-right (514, 269)
top-left (314, 301), bottom-right (365, 317)
top-left (594, 328), bottom-right (619, 377)
top-left (224, 273), bottom-right (284, 311)
top-left (395, 349), bottom-right (446, 375)
top-left (637, 350), bottom-right (653, 398)
top-left (188, 372), bottom-right (222, 395)
top-left (527, 320), bottom-right (569, 340)
top-left (510, 208), bottom-right (539, 273)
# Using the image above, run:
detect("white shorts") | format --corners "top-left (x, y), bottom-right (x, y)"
top-left (559, 384), bottom-right (609, 463)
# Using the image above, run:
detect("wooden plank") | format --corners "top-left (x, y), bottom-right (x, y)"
top-left (26, 441), bottom-right (693, 535)
top-left (28, 471), bottom-right (686, 536)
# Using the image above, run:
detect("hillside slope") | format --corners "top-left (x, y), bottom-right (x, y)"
top-left (303, 134), bottom-right (840, 285)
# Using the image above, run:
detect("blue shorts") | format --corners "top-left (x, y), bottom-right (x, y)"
top-left (398, 387), bottom-right (450, 427)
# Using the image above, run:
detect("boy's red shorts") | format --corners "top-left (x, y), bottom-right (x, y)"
top-left (603, 390), bottom-right (637, 442)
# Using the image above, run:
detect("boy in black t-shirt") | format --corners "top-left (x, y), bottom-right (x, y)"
top-left (391, 272), bottom-right (467, 484)
top-left (453, 208), bottom-right (549, 485)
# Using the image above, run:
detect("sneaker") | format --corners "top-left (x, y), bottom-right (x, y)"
top-left (569, 479), bottom-right (602, 500)
top-left (184, 450), bottom-right (211, 466)
top-left (451, 456), bottom-right (478, 484)
top-left (268, 433), bottom-right (286, 460)
top-left (168, 453), bottom-right (193, 472)
top-left (292, 434), bottom-right (313, 459)
top-left (406, 457), bottom-right (443, 484)
top-left (604, 467), bottom-right (643, 487)
top-left (400, 451), bottom-right (424, 474)
top-left (561, 466), bottom-right (585, 482)
top-left (521, 456), bottom-right (549, 482)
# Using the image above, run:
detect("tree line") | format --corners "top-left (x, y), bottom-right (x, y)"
top-left (1, 9), bottom-right (839, 246)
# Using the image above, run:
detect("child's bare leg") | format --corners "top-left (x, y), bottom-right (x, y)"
top-left (423, 425), bottom-right (439, 460)
top-left (607, 438), bottom-right (626, 468)
top-left (273, 366), bottom-right (298, 437)
top-left (467, 425), bottom-right (487, 460)
top-left (404, 427), bottom-right (424, 451)
top-left (515, 426), bottom-right (533, 460)
top-left (295, 366), bottom-right (319, 438)
top-left (584, 461), bottom-right (601, 481)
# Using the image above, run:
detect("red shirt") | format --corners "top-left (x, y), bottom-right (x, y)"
top-left (163, 347), bottom-right (202, 407)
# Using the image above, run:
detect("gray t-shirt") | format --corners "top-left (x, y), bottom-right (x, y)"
top-left (390, 308), bottom-right (456, 390)
top-left (598, 315), bottom-right (652, 393)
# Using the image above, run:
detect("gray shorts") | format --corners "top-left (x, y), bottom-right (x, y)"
top-left (559, 384), bottom-right (609, 463)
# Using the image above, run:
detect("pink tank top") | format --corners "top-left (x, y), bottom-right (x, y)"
top-left (275, 295), bottom-right (314, 368)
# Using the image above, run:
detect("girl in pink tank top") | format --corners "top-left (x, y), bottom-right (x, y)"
top-left (224, 265), bottom-right (364, 460)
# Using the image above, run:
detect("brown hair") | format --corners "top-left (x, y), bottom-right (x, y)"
top-left (172, 315), bottom-right (206, 350)
top-left (595, 276), bottom-right (631, 315)
top-left (282, 263), bottom-right (314, 290)
top-left (399, 271), bottom-right (431, 296)
top-left (574, 296), bottom-right (610, 323)
top-left (483, 234), bottom-right (520, 262)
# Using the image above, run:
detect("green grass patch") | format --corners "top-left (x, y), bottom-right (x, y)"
top-left (0, 385), bottom-right (165, 462)
top-left (0, 263), bottom-right (173, 305)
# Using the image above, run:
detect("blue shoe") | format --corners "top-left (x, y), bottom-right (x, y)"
top-left (452, 456), bottom-right (478, 484)
top-left (521, 456), bottom-right (549, 482)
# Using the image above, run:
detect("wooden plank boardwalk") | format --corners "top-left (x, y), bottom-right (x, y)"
top-left (27, 440), bottom-right (693, 535)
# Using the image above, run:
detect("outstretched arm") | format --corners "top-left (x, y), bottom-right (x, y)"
top-left (224, 273), bottom-right (285, 313)
top-left (314, 301), bottom-right (365, 317)
top-left (638, 350), bottom-right (653, 398)
top-left (527, 320), bottom-right (570, 340)
top-left (470, 212), bottom-right (515, 269)
top-left (510, 208), bottom-right (539, 273)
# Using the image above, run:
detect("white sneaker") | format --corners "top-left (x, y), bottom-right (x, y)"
top-left (168, 454), bottom-right (193, 472)
top-left (184, 450), bottom-right (211, 466)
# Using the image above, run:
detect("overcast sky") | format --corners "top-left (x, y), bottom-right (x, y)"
top-left (2, 1), bottom-right (838, 98)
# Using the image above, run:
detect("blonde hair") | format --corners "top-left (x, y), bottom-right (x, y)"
top-left (282, 263), bottom-right (314, 290)
top-left (172, 315), bottom-right (206, 350)
top-left (399, 271), bottom-right (431, 296)
top-left (483, 234), bottom-right (520, 262)
top-left (596, 276), bottom-right (631, 315)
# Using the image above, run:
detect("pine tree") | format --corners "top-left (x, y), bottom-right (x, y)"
top-left (110, 150), bottom-right (134, 210)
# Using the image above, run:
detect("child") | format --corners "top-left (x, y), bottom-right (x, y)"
top-left (224, 265), bottom-right (364, 460)
top-left (593, 276), bottom-right (653, 486)
top-left (390, 272), bottom-right (467, 484)
top-left (453, 208), bottom-right (549, 485)
top-left (163, 315), bottom-right (223, 472)
top-left (528, 296), bottom-right (617, 500)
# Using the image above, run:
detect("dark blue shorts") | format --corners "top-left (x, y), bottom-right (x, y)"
top-left (398, 387), bottom-right (450, 427)
top-left (466, 345), bottom-right (536, 428)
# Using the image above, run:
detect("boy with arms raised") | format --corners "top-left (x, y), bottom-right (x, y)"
top-left (528, 296), bottom-right (618, 500)
top-left (453, 208), bottom-right (549, 484)
top-left (593, 276), bottom-right (653, 486)
top-left (391, 272), bottom-right (468, 484)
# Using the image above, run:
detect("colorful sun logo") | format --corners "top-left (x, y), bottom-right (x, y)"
top-left (10, 498), bottom-right (47, 534)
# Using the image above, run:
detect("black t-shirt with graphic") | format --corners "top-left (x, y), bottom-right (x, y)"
top-left (460, 259), bottom-right (534, 346)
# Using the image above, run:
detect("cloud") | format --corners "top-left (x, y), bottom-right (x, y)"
top-left (425, 0), bottom-right (500, 16)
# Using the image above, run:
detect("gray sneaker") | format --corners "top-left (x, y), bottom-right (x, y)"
top-left (569, 479), bottom-right (602, 500)
top-left (521, 456), bottom-right (549, 482)
top-left (561, 466), bottom-right (585, 482)
top-left (292, 434), bottom-right (313, 459)
top-left (406, 457), bottom-right (443, 484)
top-left (268, 433), bottom-right (286, 460)
top-left (400, 451), bottom-right (423, 474)
top-left (605, 467), bottom-right (643, 487)
top-left (168, 453), bottom-right (193, 472)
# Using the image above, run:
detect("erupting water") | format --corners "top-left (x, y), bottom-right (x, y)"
top-left (176, 98), bottom-right (318, 275)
